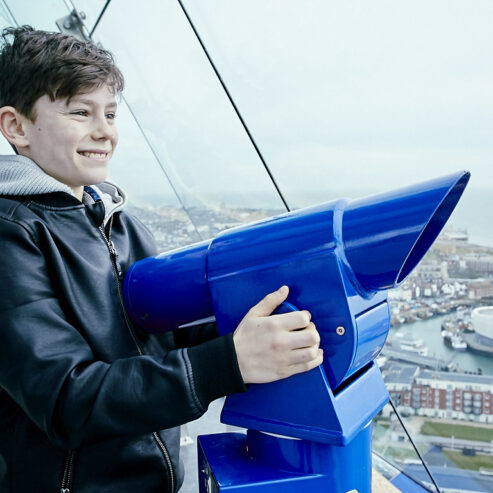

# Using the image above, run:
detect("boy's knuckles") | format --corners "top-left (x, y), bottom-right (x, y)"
top-left (299, 329), bottom-right (319, 347)
top-left (277, 367), bottom-right (291, 379)
top-left (309, 330), bottom-right (321, 346)
top-left (308, 346), bottom-right (319, 360)
top-left (298, 312), bottom-right (311, 327)
top-left (294, 348), bottom-right (315, 364)
top-left (269, 333), bottom-right (285, 351)
top-left (304, 347), bottom-right (319, 362)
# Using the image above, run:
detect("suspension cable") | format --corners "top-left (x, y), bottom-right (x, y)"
top-left (0, 0), bottom-right (18, 26)
top-left (176, 0), bottom-right (290, 212)
top-left (89, 0), bottom-right (111, 38)
top-left (388, 396), bottom-right (442, 493)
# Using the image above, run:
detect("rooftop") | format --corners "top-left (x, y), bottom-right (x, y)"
top-left (418, 370), bottom-right (493, 385)
top-left (384, 363), bottom-right (419, 385)
top-left (473, 306), bottom-right (493, 317)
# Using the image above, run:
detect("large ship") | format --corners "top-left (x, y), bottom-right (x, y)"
top-left (392, 332), bottom-right (429, 356)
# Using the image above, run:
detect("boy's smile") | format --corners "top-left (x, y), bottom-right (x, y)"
top-left (19, 84), bottom-right (118, 200)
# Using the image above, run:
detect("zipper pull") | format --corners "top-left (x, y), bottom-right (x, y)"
top-left (61, 489), bottom-right (70, 493)
top-left (108, 239), bottom-right (117, 257)
top-left (108, 239), bottom-right (123, 278)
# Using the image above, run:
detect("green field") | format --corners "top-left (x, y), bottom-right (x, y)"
top-left (421, 422), bottom-right (493, 443)
top-left (443, 450), bottom-right (493, 471)
top-left (372, 422), bottom-right (390, 441)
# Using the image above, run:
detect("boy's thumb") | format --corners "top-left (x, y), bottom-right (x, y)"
top-left (247, 286), bottom-right (289, 318)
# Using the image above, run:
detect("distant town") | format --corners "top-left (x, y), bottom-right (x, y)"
top-left (388, 228), bottom-right (493, 330)
top-left (127, 203), bottom-right (280, 253)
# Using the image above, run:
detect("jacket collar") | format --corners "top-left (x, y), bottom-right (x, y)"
top-left (0, 154), bottom-right (127, 226)
top-left (0, 154), bottom-right (74, 196)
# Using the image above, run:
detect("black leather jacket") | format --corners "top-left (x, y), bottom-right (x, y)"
top-left (0, 190), bottom-right (245, 492)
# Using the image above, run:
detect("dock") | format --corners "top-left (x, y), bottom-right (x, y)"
top-left (382, 347), bottom-right (456, 371)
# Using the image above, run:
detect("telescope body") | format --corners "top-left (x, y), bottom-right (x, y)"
top-left (124, 171), bottom-right (470, 491)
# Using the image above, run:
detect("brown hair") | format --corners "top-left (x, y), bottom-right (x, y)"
top-left (0, 25), bottom-right (124, 121)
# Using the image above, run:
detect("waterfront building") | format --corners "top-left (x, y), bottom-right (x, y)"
top-left (468, 281), bottom-right (493, 300)
top-left (383, 363), bottom-right (419, 415)
top-left (471, 307), bottom-right (493, 349)
top-left (384, 363), bottom-right (493, 423)
top-left (413, 260), bottom-right (449, 281)
top-left (441, 281), bottom-right (468, 298)
top-left (465, 255), bottom-right (493, 276)
top-left (440, 229), bottom-right (469, 243)
top-left (414, 370), bottom-right (493, 423)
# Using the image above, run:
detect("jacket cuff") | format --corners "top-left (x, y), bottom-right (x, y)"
top-left (186, 333), bottom-right (247, 409)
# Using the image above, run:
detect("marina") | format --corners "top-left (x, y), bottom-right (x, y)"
top-left (388, 314), bottom-right (493, 375)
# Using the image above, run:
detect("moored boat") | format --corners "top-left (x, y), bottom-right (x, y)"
top-left (441, 329), bottom-right (468, 351)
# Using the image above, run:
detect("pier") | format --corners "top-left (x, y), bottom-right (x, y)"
top-left (382, 347), bottom-right (457, 371)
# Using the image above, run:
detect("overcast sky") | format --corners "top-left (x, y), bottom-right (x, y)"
top-left (92, 1), bottom-right (493, 201)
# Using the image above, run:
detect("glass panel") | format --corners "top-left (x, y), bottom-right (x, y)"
top-left (0, 2), bottom-right (14, 26)
top-left (167, 6), bottom-right (493, 487)
top-left (2, 2), bottom-right (492, 491)
top-left (373, 403), bottom-right (439, 492)
top-left (108, 97), bottom-right (201, 250)
top-left (0, 0), bottom-right (201, 250)
top-left (0, 137), bottom-right (13, 156)
top-left (3, 0), bottom-right (68, 31)
top-left (183, 0), bottom-right (493, 245)
top-left (0, 3), bottom-right (22, 155)
top-left (81, 0), bottom-right (286, 237)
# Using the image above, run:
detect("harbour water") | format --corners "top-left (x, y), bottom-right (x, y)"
top-left (389, 314), bottom-right (493, 376)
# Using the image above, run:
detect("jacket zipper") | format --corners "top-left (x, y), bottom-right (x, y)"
top-left (98, 217), bottom-right (176, 493)
top-left (60, 450), bottom-right (75, 493)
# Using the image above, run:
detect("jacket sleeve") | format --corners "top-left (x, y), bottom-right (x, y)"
top-left (0, 216), bottom-right (245, 450)
top-left (173, 321), bottom-right (220, 348)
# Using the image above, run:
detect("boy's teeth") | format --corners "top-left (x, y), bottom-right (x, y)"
top-left (81, 151), bottom-right (106, 158)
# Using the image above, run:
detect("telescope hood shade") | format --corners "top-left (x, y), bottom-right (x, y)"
top-left (123, 239), bottom-right (213, 333)
top-left (342, 170), bottom-right (470, 294)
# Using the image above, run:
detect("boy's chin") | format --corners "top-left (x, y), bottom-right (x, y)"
top-left (85, 171), bottom-right (109, 186)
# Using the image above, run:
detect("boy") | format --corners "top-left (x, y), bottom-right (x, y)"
top-left (0, 26), bottom-right (322, 492)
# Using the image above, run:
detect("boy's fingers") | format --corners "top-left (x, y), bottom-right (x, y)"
top-left (289, 345), bottom-right (321, 365)
top-left (286, 323), bottom-right (320, 349)
top-left (286, 349), bottom-right (324, 376)
top-left (246, 286), bottom-right (289, 318)
top-left (271, 311), bottom-right (312, 331)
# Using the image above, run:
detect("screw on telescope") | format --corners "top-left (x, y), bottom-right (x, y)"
top-left (336, 326), bottom-right (345, 336)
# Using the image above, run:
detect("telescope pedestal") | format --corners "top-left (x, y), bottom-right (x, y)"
top-left (198, 422), bottom-right (372, 492)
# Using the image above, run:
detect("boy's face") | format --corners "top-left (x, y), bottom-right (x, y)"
top-left (19, 83), bottom-right (118, 199)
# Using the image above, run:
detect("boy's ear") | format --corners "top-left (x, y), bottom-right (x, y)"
top-left (0, 106), bottom-right (30, 151)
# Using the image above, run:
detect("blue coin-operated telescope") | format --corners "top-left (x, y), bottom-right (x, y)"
top-left (124, 171), bottom-right (469, 492)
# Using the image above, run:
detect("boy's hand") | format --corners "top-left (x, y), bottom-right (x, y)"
top-left (233, 286), bottom-right (323, 384)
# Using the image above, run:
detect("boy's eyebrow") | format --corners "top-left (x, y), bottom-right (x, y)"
top-left (68, 97), bottom-right (118, 108)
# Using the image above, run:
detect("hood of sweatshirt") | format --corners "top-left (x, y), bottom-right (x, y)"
top-left (0, 154), bottom-right (126, 225)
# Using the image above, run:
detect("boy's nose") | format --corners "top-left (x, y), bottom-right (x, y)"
top-left (91, 118), bottom-right (117, 142)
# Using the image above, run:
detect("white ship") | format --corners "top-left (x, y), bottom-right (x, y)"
top-left (441, 330), bottom-right (468, 351)
top-left (393, 332), bottom-right (429, 356)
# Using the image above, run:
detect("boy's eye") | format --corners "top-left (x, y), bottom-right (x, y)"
top-left (106, 113), bottom-right (117, 120)
top-left (71, 110), bottom-right (88, 116)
